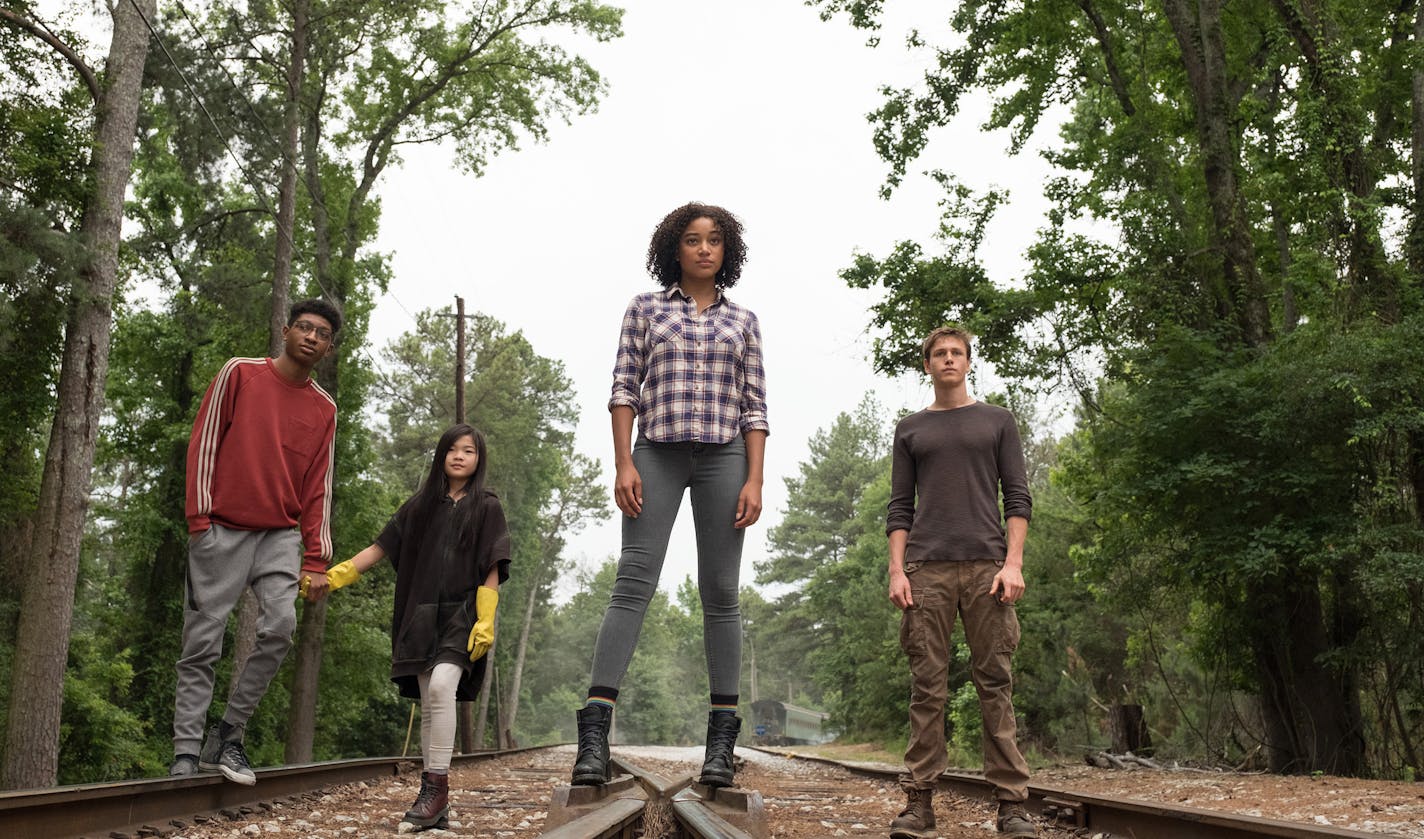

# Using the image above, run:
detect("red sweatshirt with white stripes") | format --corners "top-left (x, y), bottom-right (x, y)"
top-left (186, 357), bottom-right (338, 574)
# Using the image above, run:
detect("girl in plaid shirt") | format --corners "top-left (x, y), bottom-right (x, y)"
top-left (571, 202), bottom-right (769, 789)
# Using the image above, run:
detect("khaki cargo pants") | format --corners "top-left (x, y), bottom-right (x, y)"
top-left (900, 558), bottom-right (1030, 802)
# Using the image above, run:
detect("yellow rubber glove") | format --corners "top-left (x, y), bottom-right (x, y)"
top-left (326, 559), bottom-right (362, 591)
top-left (468, 586), bottom-right (498, 661)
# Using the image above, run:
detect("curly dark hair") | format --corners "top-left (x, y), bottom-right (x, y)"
top-left (645, 202), bottom-right (748, 288)
top-left (289, 298), bottom-right (342, 334)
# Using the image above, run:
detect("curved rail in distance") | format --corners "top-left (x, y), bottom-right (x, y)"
top-left (749, 746), bottom-right (1383, 839)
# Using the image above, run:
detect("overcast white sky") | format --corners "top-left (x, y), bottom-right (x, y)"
top-left (364, 1), bottom-right (1060, 594)
top-left (53, 0), bottom-right (1061, 594)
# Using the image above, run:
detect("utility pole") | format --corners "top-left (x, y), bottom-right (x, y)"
top-left (454, 296), bottom-right (466, 422)
top-left (436, 296), bottom-right (475, 423)
top-left (434, 294), bottom-right (480, 751)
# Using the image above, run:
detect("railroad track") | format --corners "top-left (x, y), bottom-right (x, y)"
top-left (0, 749), bottom-right (543, 839)
top-left (0, 744), bottom-right (1395, 838)
top-left (543, 755), bottom-right (763, 838)
top-left (750, 745), bottom-right (1390, 839)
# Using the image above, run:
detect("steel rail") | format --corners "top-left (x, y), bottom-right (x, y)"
top-left (538, 794), bottom-right (645, 839)
top-left (541, 754), bottom-right (760, 839)
top-left (671, 786), bottom-right (759, 839)
top-left (611, 756), bottom-right (761, 839)
top-left (749, 746), bottom-right (1383, 839)
top-left (0, 747), bottom-right (525, 839)
top-left (540, 758), bottom-right (679, 839)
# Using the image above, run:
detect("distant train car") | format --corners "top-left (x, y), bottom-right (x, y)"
top-left (750, 699), bottom-right (831, 746)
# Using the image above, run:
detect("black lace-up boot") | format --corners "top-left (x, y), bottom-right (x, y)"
top-left (698, 712), bottom-right (742, 788)
top-left (402, 771), bottom-right (449, 828)
top-left (571, 703), bottom-right (613, 785)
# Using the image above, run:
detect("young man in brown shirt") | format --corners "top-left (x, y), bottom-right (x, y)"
top-left (886, 326), bottom-right (1036, 838)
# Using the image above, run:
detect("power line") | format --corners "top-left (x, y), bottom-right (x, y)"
top-left (129, 0), bottom-right (440, 365)
top-left (384, 288), bottom-right (423, 330)
top-left (126, 0), bottom-right (338, 304)
top-left (173, 0), bottom-right (283, 152)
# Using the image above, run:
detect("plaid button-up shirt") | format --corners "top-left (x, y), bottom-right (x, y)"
top-left (609, 286), bottom-right (769, 444)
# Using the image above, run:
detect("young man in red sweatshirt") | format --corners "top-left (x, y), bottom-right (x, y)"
top-left (170, 299), bottom-right (340, 785)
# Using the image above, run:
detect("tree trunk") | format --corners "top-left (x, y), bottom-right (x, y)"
top-left (0, 0), bottom-right (154, 790)
top-left (268, 0), bottom-right (307, 356)
top-left (1108, 704), bottom-right (1152, 755)
top-left (285, 597), bottom-right (326, 763)
top-left (1161, 0), bottom-right (1272, 348)
top-left (284, 352), bottom-right (337, 757)
top-left (270, 0), bottom-right (322, 764)
top-left (503, 576), bottom-right (541, 738)
top-left (229, 594), bottom-right (259, 702)
top-left (472, 627), bottom-right (498, 750)
top-left (1411, 0), bottom-right (1424, 278)
top-left (1268, 0), bottom-right (1400, 323)
top-left (1250, 571), bottom-right (1366, 774)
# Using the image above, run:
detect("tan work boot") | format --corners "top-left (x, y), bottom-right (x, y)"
top-left (889, 787), bottom-right (935, 838)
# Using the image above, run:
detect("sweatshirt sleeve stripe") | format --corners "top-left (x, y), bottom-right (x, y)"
top-left (311, 381), bottom-right (338, 563)
top-left (191, 358), bottom-right (249, 519)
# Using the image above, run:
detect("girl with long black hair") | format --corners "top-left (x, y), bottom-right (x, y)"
top-left (326, 423), bottom-right (510, 829)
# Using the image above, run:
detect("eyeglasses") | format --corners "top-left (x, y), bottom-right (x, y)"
top-left (290, 320), bottom-right (333, 342)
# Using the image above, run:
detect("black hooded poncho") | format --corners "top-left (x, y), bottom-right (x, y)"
top-left (375, 489), bottom-right (511, 700)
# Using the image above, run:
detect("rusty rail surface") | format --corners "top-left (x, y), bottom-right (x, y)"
top-left (750, 746), bottom-right (1384, 839)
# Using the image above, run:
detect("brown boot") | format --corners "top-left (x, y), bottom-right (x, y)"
top-left (997, 800), bottom-right (1036, 836)
top-left (889, 787), bottom-right (935, 839)
top-left (402, 771), bottom-right (449, 828)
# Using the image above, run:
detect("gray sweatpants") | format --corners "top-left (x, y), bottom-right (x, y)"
top-left (589, 435), bottom-right (748, 695)
top-left (173, 523), bottom-right (301, 756)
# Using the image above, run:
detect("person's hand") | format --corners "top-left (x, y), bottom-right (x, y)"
top-left (325, 559), bottom-right (362, 591)
top-left (889, 569), bottom-right (914, 610)
top-left (614, 460), bottom-right (643, 518)
top-left (468, 586), bottom-right (499, 661)
top-left (734, 480), bottom-right (763, 529)
top-left (301, 572), bottom-right (330, 602)
top-left (989, 564), bottom-right (1025, 605)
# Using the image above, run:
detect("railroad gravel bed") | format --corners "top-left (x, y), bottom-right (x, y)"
top-left (161, 748), bottom-right (569, 838)
top-left (152, 744), bottom-right (1423, 838)
top-left (1035, 763), bottom-right (1424, 838)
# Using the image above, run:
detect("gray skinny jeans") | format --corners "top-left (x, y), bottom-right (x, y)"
top-left (589, 434), bottom-right (747, 695)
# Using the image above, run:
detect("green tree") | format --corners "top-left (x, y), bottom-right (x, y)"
top-left (516, 560), bottom-right (705, 747)
top-left (160, 0), bottom-right (622, 759)
top-left (815, 0), bottom-right (1424, 775)
top-left (755, 393), bottom-right (890, 709)
top-left (1, 0), bottom-right (155, 789)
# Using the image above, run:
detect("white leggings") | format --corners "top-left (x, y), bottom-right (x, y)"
top-left (417, 662), bottom-right (463, 772)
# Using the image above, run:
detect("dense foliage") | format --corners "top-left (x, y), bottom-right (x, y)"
top-left (813, 0), bottom-right (1424, 776)
top-left (0, 0), bottom-right (625, 786)
top-left (4, 0), bottom-right (1423, 788)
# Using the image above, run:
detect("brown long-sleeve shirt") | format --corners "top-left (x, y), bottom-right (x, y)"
top-left (887, 401), bottom-right (1032, 563)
